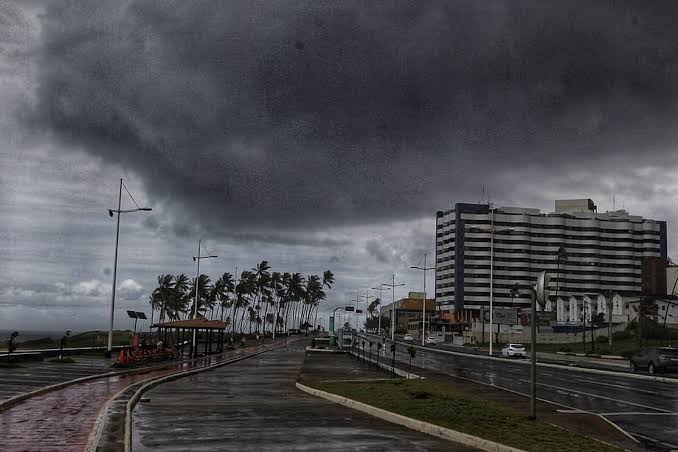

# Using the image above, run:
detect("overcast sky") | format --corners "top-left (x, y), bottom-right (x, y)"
top-left (2, 1), bottom-right (678, 332)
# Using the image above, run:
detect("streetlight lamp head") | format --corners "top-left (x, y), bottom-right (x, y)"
top-left (192, 257), bottom-right (196, 262)
top-left (108, 209), bottom-right (114, 217)
top-left (140, 207), bottom-right (152, 211)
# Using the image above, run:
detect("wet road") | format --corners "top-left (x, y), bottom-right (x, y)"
top-left (0, 355), bottom-right (117, 402)
top-left (361, 334), bottom-right (678, 450)
top-left (133, 341), bottom-right (476, 451)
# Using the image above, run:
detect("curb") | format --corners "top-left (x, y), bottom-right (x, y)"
top-left (295, 381), bottom-right (524, 452)
top-left (361, 333), bottom-right (678, 384)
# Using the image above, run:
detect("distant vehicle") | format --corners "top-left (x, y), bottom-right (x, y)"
top-left (630, 347), bottom-right (678, 374)
top-left (425, 336), bottom-right (437, 345)
top-left (501, 343), bottom-right (527, 358)
top-left (403, 334), bottom-right (414, 342)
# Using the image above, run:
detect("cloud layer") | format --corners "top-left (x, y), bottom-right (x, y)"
top-left (30, 1), bottom-right (678, 235)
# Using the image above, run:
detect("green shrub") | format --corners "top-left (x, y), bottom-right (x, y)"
top-left (558, 346), bottom-right (572, 353)
top-left (596, 335), bottom-right (608, 343)
top-left (612, 330), bottom-right (632, 341)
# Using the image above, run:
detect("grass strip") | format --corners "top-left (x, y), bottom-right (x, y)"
top-left (309, 379), bottom-right (621, 452)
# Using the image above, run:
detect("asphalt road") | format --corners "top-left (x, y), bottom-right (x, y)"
top-left (132, 340), bottom-right (476, 451)
top-left (360, 333), bottom-right (678, 451)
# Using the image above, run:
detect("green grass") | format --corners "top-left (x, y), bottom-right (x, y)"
top-left (469, 336), bottom-right (674, 358)
top-left (310, 379), bottom-right (621, 452)
top-left (532, 337), bottom-right (666, 358)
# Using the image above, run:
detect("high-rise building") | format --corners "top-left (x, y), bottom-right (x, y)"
top-left (435, 199), bottom-right (667, 323)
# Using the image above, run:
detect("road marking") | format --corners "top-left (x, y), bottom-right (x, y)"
top-left (519, 379), bottom-right (672, 413)
top-left (632, 433), bottom-right (678, 450)
top-left (600, 412), bottom-right (678, 416)
top-left (572, 378), bottom-right (664, 396)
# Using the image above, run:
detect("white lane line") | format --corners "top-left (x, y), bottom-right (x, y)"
top-left (519, 379), bottom-right (672, 413)
top-left (632, 433), bottom-right (678, 449)
top-left (601, 412), bottom-right (678, 416)
top-left (572, 378), bottom-right (664, 396)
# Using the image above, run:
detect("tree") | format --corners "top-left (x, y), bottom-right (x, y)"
top-left (188, 274), bottom-right (212, 318)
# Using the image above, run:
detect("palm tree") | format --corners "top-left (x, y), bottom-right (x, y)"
top-left (154, 274), bottom-right (175, 322)
top-left (188, 274), bottom-right (212, 318)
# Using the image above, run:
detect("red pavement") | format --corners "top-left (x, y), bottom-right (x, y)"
top-left (0, 342), bottom-right (282, 452)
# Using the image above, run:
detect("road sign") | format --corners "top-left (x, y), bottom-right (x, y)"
top-left (535, 271), bottom-right (551, 308)
top-left (345, 306), bottom-right (355, 311)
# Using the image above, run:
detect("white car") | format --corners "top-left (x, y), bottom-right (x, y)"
top-left (501, 343), bottom-right (527, 358)
top-left (403, 334), bottom-right (414, 342)
top-left (425, 336), bottom-right (437, 345)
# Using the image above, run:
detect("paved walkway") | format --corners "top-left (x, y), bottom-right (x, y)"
top-left (0, 342), bottom-right (284, 452)
top-left (133, 341), bottom-right (475, 451)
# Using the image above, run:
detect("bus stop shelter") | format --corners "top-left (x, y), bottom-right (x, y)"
top-left (152, 318), bottom-right (227, 358)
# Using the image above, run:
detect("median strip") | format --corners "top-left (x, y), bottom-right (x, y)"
top-left (299, 378), bottom-right (624, 452)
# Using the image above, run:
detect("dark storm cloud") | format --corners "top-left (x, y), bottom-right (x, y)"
top-left (31, 1), bottom-right (678, 233)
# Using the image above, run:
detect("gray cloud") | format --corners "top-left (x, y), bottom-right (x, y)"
top-left (27, 1), bottom-right (678, 236)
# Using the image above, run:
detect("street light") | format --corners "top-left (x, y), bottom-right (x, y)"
top-left (372, 285), bottom-right (391, 336)
top-left (466, 220), bottom-right (514, 356)
top-left (106, 178), bottom-right (152, 357)
top-left (382, 275), bottom-right (405, 341)
top-left (411, 252), bottom-right (435, 346)
top-left (360, 289), bottom-right (372, 333)
top-left (191, 238), bottom-right (217, 357)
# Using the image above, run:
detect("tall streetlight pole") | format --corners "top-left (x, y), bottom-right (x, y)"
top-left (411, 253), bottom-right (436, 346)
top-left (192, 239), bottom-right (217, 357)
top-left (383, 275), bottom-right (405, 341)
top-left (106, 179), bottom-right (152, 357)
top-left (467, 218), bottom-right (513, 357)
top-left (372, 285), bottom-right (391, 336)
top-left (360, 289), bottom-right (372, 333)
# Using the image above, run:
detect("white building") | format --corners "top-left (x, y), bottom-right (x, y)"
top-left (435, 199), bottom-right (668, 324)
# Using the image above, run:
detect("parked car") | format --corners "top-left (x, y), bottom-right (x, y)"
top-left (425, 336), bottom-right (437, 345)
top-left (403, 334), bottom-right (414, 342)
top-left (630, 347), bottom-right (678, 374)
top-left (501, 343), bottom-right (527, 358)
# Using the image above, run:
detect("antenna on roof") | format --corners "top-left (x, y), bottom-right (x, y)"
top-left (613, 194), bottom-right (616, 211)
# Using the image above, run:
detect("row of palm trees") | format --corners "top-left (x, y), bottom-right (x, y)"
top-left (147, 260), bottom-right (334, 336)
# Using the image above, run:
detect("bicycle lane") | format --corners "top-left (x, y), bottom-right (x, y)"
top-left (0, 342), bottom-right (285, 452)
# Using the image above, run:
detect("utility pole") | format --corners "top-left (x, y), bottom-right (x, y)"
top-left (106, 179), bottom-right (151, 357)
top-left (411, 253), bottom-right (435, 346)
top-left (372, 285), bottom-right (390, 336)
top-left (191, 239), bottom-right (217, 357)
top-left (383, 275), bottom-right (405, 341)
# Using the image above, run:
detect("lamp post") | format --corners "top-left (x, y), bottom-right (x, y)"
top-left (106, 178), bottom-right (152, 357)
top-left (372, 285), bottom-right (391, 336)
top-left (411, 253), bottom-right (435, 346)
top-left (383, 275), bottom-right (405, 341)
top-left (467, 220), bottom-right (514, 356)
top-left (191, 239), bottom-right (217, 357)
top-left (360, 289), bottom-right (372, 333)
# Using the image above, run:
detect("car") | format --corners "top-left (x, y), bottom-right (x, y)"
top-left (630, 347), bottom-right (678, 374)
top-left (501, 343), bottom-right (527, 358)
top-left (403, 334), bottom-right (414, 342)
top-left (425, 336), bottom-right (437, 345)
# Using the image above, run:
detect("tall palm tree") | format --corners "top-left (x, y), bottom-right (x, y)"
top-left (188, 274), bottom-right (212, 318)
top-left (154, 274), bottom-right (175, 322)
